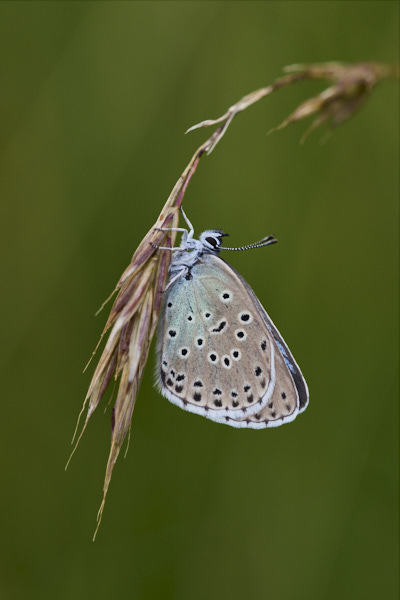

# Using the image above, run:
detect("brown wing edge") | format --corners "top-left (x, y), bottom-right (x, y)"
top-left (218, 257), bottom-right (309, 413)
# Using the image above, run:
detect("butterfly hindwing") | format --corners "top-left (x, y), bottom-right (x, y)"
top-left (216, 258), bottom-right (309, 428)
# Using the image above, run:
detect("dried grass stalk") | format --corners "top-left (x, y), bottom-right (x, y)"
top-left (188, 61), bottom-right (398, 150)
top-left (68, 129), bottom-right (225, 538)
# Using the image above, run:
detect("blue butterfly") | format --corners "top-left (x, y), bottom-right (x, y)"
top-left (155, 210), bottom-right (309, 428)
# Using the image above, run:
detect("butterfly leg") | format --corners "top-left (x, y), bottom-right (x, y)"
top-left (152, 225), bottom-right (189, 250)
top-left (162, 267), bottom-right (186, 291)
top-left (154, 227), bottom-right (188, 233)
top-left (180, 207), bottom-right (194, 236)
top-left (151, 244), bottom-right (185, 251)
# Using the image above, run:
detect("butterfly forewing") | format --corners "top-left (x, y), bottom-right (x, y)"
top-left (157, 253), bottom-right (278, 423)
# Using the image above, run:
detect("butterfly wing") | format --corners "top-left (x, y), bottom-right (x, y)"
top-left (216, 355), bottom-right (306, 428)
top-left (156, 253), bottom-right (279, 423)
top-left (216, 258), bottom-right (309, 428)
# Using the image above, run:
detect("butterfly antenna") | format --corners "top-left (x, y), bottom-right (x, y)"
top-left (222, 235), bottom-right (277, 251)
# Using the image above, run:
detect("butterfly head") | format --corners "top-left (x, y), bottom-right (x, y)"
top-left (166, 208), bottom-right (276, 280)
top-left (198, 230), bottom-right (229, 254)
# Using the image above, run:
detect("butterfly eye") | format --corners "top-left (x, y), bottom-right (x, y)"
top-left (199, 230), bottom-right (228, 252)
top-left (205, 236), bottom-right (220, 249)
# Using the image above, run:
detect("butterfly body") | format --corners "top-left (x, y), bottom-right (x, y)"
top-left (155, 221), bottom-right (309, 428)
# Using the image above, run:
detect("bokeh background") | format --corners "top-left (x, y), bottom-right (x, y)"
top-left (1, 2), bottom-right (398, 599)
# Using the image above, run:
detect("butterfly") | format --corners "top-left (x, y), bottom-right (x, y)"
top-left (155, 209), bottom-right (309, 428)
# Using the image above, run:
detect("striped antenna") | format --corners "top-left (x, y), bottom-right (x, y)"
top-left (222, 235), bottom-right (277, 251)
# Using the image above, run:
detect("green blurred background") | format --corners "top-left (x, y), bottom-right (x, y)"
top-left (1, 2), bottom-right (398, 599)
